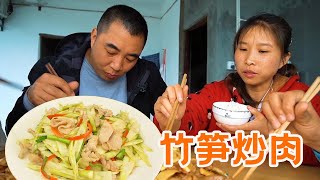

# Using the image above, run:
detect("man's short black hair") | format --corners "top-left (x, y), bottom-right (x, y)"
top-left (97, 5), bottom-right (148, 45)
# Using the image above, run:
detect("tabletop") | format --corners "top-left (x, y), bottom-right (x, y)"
top-left (1, 150), bottom-right (319, 179)
top-left (211, 159), bottom-right (320, 179)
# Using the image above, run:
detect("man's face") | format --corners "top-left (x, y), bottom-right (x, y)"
top-left (89, 21), bottom-right (145, 81)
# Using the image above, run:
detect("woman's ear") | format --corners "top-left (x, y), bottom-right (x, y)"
top-left (279, 52), bottom-right (291, 69)
top-left (90, 28), bottom-right (97, 47)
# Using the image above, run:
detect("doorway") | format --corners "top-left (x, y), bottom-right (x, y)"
top-left (185, 18), bottom-right (207, 93)
top-left (39, 33), bottom-right (64, 59)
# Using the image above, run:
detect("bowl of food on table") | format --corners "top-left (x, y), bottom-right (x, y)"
top-left (212, 101), bottom-right (251, 126)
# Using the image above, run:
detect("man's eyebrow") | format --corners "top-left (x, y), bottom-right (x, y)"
top-left (127, 53), bottom-right (140, 58)
top-left (105, 43), bottom-right (140, 58)
top-left (105, 43), bottom-right (120, 51)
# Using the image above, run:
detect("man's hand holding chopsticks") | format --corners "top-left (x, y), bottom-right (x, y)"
top-left (28, 73), bottom-right (79, 106)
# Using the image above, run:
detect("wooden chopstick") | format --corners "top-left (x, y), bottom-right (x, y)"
top-left (165, 74), bottom-right (187, 131)
top-left (306, 78), bottom-right (320, 102)
top-left (233, 76), bottom-right (320, 180)
top-left (45, 63), bottom-right (59, 76)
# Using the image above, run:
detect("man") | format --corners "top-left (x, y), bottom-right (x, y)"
top-left (6, 5), bottom-right (166, 134)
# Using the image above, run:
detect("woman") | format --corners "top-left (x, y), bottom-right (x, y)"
top-left (154, 13), bottom-right (320, 166)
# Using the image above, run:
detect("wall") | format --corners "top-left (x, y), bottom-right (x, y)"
top-left (0, 0), bottom-right (181, 130)
top-left (240, 0), bottom-right (320, 85)
top-left (0, 6), bottom-right (103, 130)
top-left (284, 0), bottom-right (320, 85)
top-left (181, 0), bottom-right (319, 87)
top-left (182, 0), bottom-right (236, 83)
top-left (160, 0), bottom-right (180, 85)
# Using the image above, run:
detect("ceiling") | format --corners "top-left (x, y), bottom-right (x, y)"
top-left (14, 0), bottom-right (162, 6)
top-left (12, 0), bottom-right (176, 19)
top-left (12, 0), bottom-right (162, 7)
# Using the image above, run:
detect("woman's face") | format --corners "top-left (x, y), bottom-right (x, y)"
top-left (234, 27), bottom-right (290, 88)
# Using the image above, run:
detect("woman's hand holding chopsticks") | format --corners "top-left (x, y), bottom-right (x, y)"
top-left (154, 75), bottom-right (188, 132)
top-left (27, 63), bottom-right (79, 106)
top-left (263, 90), bottom-right (320, 152)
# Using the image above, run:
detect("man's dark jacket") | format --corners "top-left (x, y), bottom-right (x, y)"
top-left (6, 33), bottom-right (167, 135)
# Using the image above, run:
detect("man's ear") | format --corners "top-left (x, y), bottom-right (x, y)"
top-left (279, 52), bottom-right (291, 69)
top-left (90, 28), bottom-right (97, 47)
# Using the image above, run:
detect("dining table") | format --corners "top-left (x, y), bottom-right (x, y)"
top-left (1, 149), bottom-right (320, 180)
top-left (181, 147), bottom-right (320, 180)
top-left (157, 148), bottom-right (320, 180)
top-left (210, 157), bottom-right (320, 179)
top-left (0, 150), bottom-right (15, 180)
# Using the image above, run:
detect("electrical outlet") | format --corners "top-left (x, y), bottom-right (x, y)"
top-left (227, 61), bottom-right (235, 70)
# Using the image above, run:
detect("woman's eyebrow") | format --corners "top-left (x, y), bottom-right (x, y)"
top-left (238, 41), bottom-right (247, 45)
top-left (258, 43), bottom-right (272, 47)
top-left (238, 41), bottom-right (272, 47)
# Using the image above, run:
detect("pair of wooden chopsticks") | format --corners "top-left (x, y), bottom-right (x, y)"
top-left (165, 74), bottom-right (188, 131)
top-left (233, 76), bottom-right (320, 180)
top-left (45, 63), bottom-right (58, 76)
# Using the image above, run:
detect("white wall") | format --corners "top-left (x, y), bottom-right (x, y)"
top-left (160, 0), bottom-right (180, 85)
top-left (0, 0), bottom-right (181, 131)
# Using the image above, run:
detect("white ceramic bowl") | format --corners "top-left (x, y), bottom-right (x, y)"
top-left (212, 102), bottom-right (252, 125)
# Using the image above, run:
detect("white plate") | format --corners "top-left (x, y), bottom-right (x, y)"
top-left (6, 96), bottom-right (164, 180)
